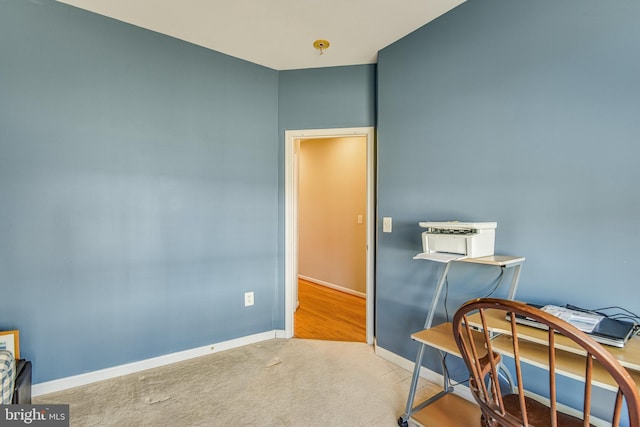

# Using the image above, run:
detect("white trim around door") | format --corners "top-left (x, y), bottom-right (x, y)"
top-left (284, 127), bottom-right (375, 344)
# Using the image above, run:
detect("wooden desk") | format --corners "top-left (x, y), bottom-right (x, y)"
top-left (404, 323), bottom-right (494, 426)
top-left (399, 255), bottom-right (525, 427)
top-left (465, 310), bottom-right (640, 393)
top-left (410, 319), bottom-right (640, 427)
top-left (411, 322), bottom-right (483, 358)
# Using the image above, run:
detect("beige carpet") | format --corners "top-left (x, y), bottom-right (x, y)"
top-left (35, 338), bottom-right (439, 426)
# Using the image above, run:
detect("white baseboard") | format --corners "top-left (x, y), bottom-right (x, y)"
top-left (33, 329), bottom-right (286, 397)
top-left (374, 345), bottom-right (475, 404)
top-left (274, 329), bottom-right (288, 339)
top-left (298, 275), bottom-right (366, 299)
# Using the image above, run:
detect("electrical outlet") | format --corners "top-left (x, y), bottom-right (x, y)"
top-left (244, 291), bottom-right (254, 307)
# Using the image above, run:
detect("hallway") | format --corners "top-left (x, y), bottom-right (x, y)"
top-left (294, 279), bottom-right (366, 342)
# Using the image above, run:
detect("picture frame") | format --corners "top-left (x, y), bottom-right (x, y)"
top-left (0, 330), bottom-right (20, 359)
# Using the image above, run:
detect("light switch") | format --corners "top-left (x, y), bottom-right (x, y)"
top-left (357, 215), bottom-right (363, 224)
top-left (383, 217), bottom-right (392, 233)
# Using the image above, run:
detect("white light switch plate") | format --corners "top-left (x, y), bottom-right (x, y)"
top-left (383, 217), bottom-right (392, 233)
top-left (244, 291), bottom-right (254, 306)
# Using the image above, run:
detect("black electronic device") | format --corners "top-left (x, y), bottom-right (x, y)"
top-left (508, 304), bottom-right (636, 348)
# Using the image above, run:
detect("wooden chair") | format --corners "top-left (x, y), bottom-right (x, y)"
top-left (452, 298), bottom-right (640, 427)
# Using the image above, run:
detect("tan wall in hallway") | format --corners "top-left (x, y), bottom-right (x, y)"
top-left (298, 136), bottom-right (367, 295)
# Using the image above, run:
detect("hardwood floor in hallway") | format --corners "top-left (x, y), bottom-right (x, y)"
top-left (294, 278), bottom-right (366, 342)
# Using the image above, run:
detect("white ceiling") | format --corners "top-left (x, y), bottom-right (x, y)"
top-left (57, 0), bottom-right (465, 70)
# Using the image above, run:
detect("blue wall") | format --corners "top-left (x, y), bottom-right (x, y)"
top-left (278, 66), bottom-right (376, 132)
top-left (376, 0), bottom-right (640, 373)
top-left (0, 0), bottom-right (279, 383)
top-left (3, 0), bottom-right (638, 395)
top-left (275, 66), bottom-right (376, 326)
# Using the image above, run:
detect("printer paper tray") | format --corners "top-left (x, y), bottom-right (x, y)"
top-left (413, 252), bottom-right (467, 263)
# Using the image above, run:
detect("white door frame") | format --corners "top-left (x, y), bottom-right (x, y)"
top-left (284, 127), bottom-right (375, 344)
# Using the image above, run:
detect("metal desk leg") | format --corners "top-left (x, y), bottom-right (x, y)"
top-left (422, 262), bottom-right (452, 330)
top-left (506, 263), bottom-right (523, 300)
top-left (399, 262), bottom-right (452, 426)
top-left (398, 343), bottom-right (427, 426)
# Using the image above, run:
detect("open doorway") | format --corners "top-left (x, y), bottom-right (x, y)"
top-left (284, 127), bottom-right (374, 344)
top-left (295, 136), bottom-right (367, 342)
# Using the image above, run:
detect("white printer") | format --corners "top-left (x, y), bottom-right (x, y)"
top-left (419, 221), bottom-right (497, 258)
